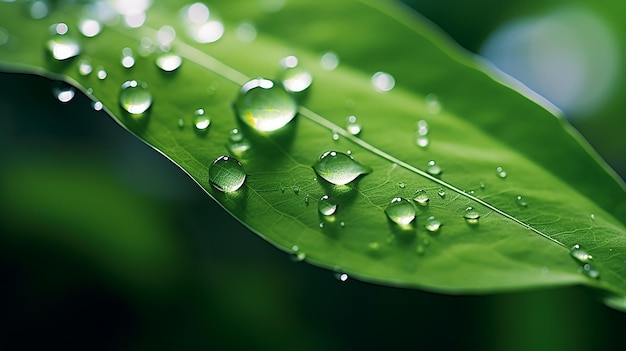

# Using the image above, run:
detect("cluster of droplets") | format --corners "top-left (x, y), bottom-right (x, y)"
top-left (570, 244), bottom-right (599, 279)
top-left (416, 120), bottom-right (429, 148)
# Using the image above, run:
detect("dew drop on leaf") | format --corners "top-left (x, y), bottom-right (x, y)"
top-left (77, 59), bottom-right (93, 76)
top-left (463, 206), bottom-right (480, 225)
top-left (236, 22), bottom-right (257, 42)
top-left (398, 182), bottom-right (406, 189)
top-left (193, 108), bottom-right (210, 133)
top-left (426, 160), bottom-right (442, 176)
top-left (278, 56), bottom-right (312, 93)
top-left (321, 51), bottom-right (339, 70)
top-left (52, 82), bottom-right (75, 103)
top-left (371, 71), bottom-right (395, 92)
top-left (92, 101), bottom-right (103, 111)
top-left (570, 244), bottom-right (593, 263)
top-left (208, 155), bottom-right (246, 192)
top-left (335, 272), bottom-right (349, 282)
top-left (312, 151), bottom-right (372, 185)
top-left (290, 245), bottom-right (306, 262)
top-left (417, 120), bottom-right (428, 135)
top-left (416, 135), bottom-right (429, 148)
top-left (180, 2), bottom-right (224, 43)
top-left (234, 78), bottom-right (298, 132)
top-left (496, 166), bottom-right (507, 178)
top-left (579, 263), bottom-right (600, 279)
top-left (516, 195), bottom-right (528, 207)
top-left (437, 188), bottom-right (446, 198)
top-left (121, 47), bottom-right (135, 68)
top-left (346, 115), bottom-right (362, 135)
top-left (425, 93), bottom-right (441, 114)
top-left (156, 25), bottom-right (176, 49)
top-left (78, 18), bottom-right (102, 37)
top-left (384, 197), bottom-right (416, 225)
top-left (424, 216), bottom-right (442, 232)
top-left (227, 128), bottom-right (251, 154)
top-left (332, 131), bottom-right (340, 141)
top-left (177, 118), bottom-right (184, 129)
top-left (96, 66), bottom-right (107, 80)
top-left (156, 53), bottom-right (183, 72)
top-left (413, 189), bottom-right (430, 206)
top-left (119, 80), bottom-right (152, 115)
top-left (318, 195), bottom-right (338, 216)
top-left (29, 0), bottom-right (49, 19)
top-left (47, 23), bottom-right (80, 61)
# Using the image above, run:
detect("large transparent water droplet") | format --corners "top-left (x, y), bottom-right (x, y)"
top-left (312, 151), bottom-right (372, 185)
top-left (193, 108), bottom-right (210, 133)
top-left (47, 23), bottom-right (80, 61)
top-left (234, 78), bottom-right (298, 132)
top-left (278, 56), bottom-right (312, 93)
top-left (208, 155), bottom-right (246, 192)
top-left (385, 197), bottom-right (416, 225)
top-left (318, 195), bottom-right (337, 216)
top-left (346, 115), bottom-right (362, 135)
top-left (463, 206), bottom-right (480, 225)
top-left (570, 244), bottom-right (593, 263)
top-left (78, 18), bottom-right (102, 37)
top-left (413, 189), bottom-right (430, 206)
top-left (119, 80), bottom-right (152, 115)
top-left (371, 71), bottom-right (395, 92)
top-left (52, 82), bottom-right (75, 103)
top-left (156, 53), bottom-right (182, 72)
top-left (426, 160), bottom-right (442, 176)
top-left (180, 2), bottom-right (224, 43)
top-left (424, 216), bottom-right (442, 232)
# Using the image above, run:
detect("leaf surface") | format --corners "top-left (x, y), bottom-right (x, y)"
top-left (1, 0), bottom-right (625, 309)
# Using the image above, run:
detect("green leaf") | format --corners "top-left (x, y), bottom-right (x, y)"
top-left (1, 0), bottom-right (625, 310)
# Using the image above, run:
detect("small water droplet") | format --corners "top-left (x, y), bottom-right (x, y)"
top-left (425, 93), bottom-right (441, 114)
top-left (121, 47), bottom-right (135, 68)
top-left (335, 272), bottom-right (349, 282)
top-left (156, 25), bottom-right (176, 50)
top-left (437, 188), bottom-right (446, 198)
top-left (579, 263), bottom-right (600, 279)
top-left (29, 0), bottom-right (49, 19)
top-left (570, 244), bottom-right (593, 263)
top-left (92, 101), bottom-right (103, 111)
top-left (415, 245), bottom-right (425, 256)
top-left (96, 66), bottom-right (107, 80)
top-left (496, 166), bottom-right (507, 178)
top-left (52, 82), bottom-right (75, 103)
top-left (385, 197), bottom-right (416, 225)
top-left (516, 195), bottom-right (528, 207)
top-left (177, 118), bottom-right (184, 129)
top-left (371, 71), bottom-right (395, 92)
top-left (227, 128), bottom-right (251, 154)
top-left (234, 78), bottom-right (298, 132)
top-left (321, 51), bottom-right (339, 70)
top-left (319, 222), bottom-right (325, 229)
top-left (290, 245), bottom-right (306, 262)
top-left (47, 23), bottom-right (80, 61)
top-left (464, 206), bottom-right (480, 225)
top-left (278, 56), bottom-right (312, 93)
top-left (236, 22), bottom-right (257, 42)
top-left (413, 189), bottom-right (429, 206)
top-left (304, 194), bottom-right (310, 205)
top-left (332, 131), bottom-right (340, 141)
top-left (345, 115), bottom-right (362, 135)
top-left (318, 195), bottom-right (337, 216)
top-left (417, 120), bottom-right (429, 135)
top-left (77, 59), bottom-right (92, 76)
top-left (119, 80), bottom-right (152, 115)
top-left (397, 182), bottom-right (406, 189)
top-left (590, 214), bottom-right (596, 220)
top-left (424, 216), bottom-right (442, 232)
top-left (340, 221), bottom-right (345, 228)
top-left (78, 18), bottom-right (102, 38)
top-left (312, 151), bottom-right (372, 185)
top-left (180, 2), bottom-right (224, 43)
top-left (193, 108), bottom-right (210, 133)
top-left (426, 160), bottom-right (442, 176)
top-left (208, 155), bottom-right (246, 192)
top-left (292, 186), bottom-right (300, 194)
top-left (156, 53), bottom-right (183, 72)
top-left (416, 135), bottom-right (429, 148)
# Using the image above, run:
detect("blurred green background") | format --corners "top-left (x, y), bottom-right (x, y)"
top-left (1, 0), bottom-right (625, 349)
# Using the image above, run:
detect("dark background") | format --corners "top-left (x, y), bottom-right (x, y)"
top-left (1, 0), bottom-right (625, 350)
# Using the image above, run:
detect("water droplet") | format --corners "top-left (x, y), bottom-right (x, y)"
top-left (415, 245), bottom-right (425, 256)
top-left (121, 47), bottom-right (135, 68)
top-left (78, 18), bottom-right (102, 38)
top-left (516, 195), bottom-right (528, 207)
top-left (227, 128), bottom-right (251, 154)
top-left (304, 194), bottom-right (310, 205)
top-left (384, 197), bottom-right (416, 225)
top-left (463, 207), bottom-right (480, 225)
top-left (496, 166), bottom-right (507, 178)
top-left (424, 216), bottom-right (442, 232)
top-left (208, 155), bottom-right (246, 192)
top-left (417, 120), bottom-right (428, 135)
top-left (236, 22), bottom-right (257, 42)
top-left (96, 66), bottom-right (107, 80)
top-left (570, 244), bottom-right (593, 263)
top-left (177, 118), bottom-right (184, 129)
top-left (371, 71), bottom-right (395, 92)
top-left (397, 182), bottom-right (406, 189)
top-left (590, 214), bottom-right (596, 220)
top-left (30, 0), bottom-right (49, 19)
top-left (319, 222), bottom-right (325, 229)
top-left (52, 82), bottom-right (75, 103)
top-left (346, 115), bottom-right (362, 135)
top-left (180, 2), bottom-right (224, 43)
top-left (312, 151), bottom-right (372, 185)
top-left (193, 108), bottom-right (210, 133)
top-left (77, 59), bottom-right (92, 76)
top-left (332, 131), bottom-right (340, 141)
top-left (413, 189), bottom-right (430, 206)
top-left (318, 195), bottom-right (338, 216)
top-left (47, 23), bottom-right (80, 61)
top-left (437, 188), bottom-right (446, 198)
top-left (92, 101), bottom-right (103, 111)
top-left (119, 80), bottom-right (152, 115)
top-left (278, 56), bottom-right (312, 93)
top-left (335, 272), bottom-right (349, 282)
top-left (425, 93), bottom-right (441, 114)
top-left (156, 53), bottom-right (182, 72)
top-left (340, 221), bottom-right (345, 228)
top-left (234, 78), bottom-right (298, 132)
top-left (480, 182), bottom-right (486, 189)
top-left (416, 135), bottom-right (429, 148)
top-left (156, 25), bottom-right (176, 50)
top-left (579, 263), bottom-right (600, 279)
top-left (321, 51), bottom-right (339, 70)
top-left (426, 160), bottom-right (442, 176)
top-left (290, 245), bottom-right (306, 262)
top-left (292, 186), bottom-right (300, 194)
